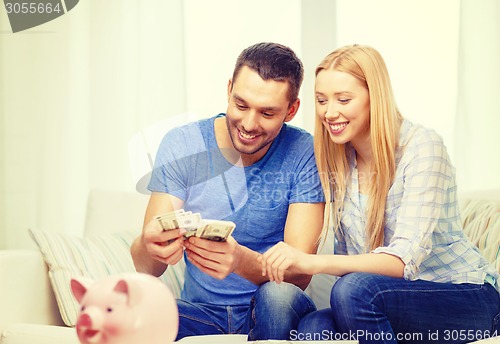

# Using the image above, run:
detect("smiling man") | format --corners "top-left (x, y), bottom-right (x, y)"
top-left (131, 42), bottom-right (325, 341)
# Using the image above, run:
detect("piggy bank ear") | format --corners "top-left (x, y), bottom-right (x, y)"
top-left (114, 279), bottom-right (142, 307)
top-left (70, 277), bottom-right (93, 304)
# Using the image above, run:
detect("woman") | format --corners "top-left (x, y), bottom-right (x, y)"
top-left (259, 45), bottom-right (499, 343)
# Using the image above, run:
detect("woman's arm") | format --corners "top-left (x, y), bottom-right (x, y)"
top-left (260, 243), bottom-right (404, 283)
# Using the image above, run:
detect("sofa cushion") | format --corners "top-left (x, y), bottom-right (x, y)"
top-left (28, 229), bottom-right (184, 327)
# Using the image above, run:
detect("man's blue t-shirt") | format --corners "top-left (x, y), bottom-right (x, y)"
top-left (148, 114), bottom-right (324, 306)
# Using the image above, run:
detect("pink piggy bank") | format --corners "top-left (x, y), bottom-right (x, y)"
top-left (71, 273), bottom-right (178, 344)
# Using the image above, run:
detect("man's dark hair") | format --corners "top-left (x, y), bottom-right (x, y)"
top-left (232, 42), bottom-right (304, 106)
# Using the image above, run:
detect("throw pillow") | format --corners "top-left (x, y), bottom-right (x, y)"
top-left (29, 229), bottom-right (185, 326)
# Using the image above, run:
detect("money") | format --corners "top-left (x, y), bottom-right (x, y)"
top-left (154, 209), bottom-right (235, 242)
top-left (198, 219), bottom-right (236, 242)
top-left (155, 210), bottom-right (200, 231)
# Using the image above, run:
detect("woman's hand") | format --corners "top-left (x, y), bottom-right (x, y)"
top-left (258, 241), bottom-right (310, 284)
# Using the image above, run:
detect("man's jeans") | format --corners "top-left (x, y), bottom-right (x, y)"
top-left (175, 281), bottom-right (316, 341)
top-left (298, 272), bottom-right (500, 344)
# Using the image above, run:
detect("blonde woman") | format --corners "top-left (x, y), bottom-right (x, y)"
top-left (259, 45), bottom-right (499, 343)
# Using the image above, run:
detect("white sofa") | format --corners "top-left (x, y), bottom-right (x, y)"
top-left (1, 189), bottom-right (499, 344)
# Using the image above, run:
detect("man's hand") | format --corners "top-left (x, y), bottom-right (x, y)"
top-left (141, 218), bottom-right (185, 266)
top-left (183, 235), bottom-right (241, 280)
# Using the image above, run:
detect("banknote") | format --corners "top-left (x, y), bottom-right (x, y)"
top-left (197, 219), bottom-right (236, 242)
top-left (155, 210), bottom-right (200, 231)
top-left (154, 210), bottom-right (235, 241)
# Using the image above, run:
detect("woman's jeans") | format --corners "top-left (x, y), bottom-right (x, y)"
top-left (298, 272), bottom-right (500, 344)
top-left (175, 281), bottom-right (316, 341)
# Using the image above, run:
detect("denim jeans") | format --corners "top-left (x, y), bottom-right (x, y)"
top-left (175, 281), bottom-right (316, 341)
top-left (297, 273), bottom-right (500, 344)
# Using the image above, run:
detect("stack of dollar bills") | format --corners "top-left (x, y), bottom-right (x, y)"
top-left (155, 209), bottom-right (236, 242)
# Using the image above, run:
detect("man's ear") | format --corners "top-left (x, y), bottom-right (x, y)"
top-left (285, 98), bottom-right (300, 122)
top-left (227, 79), bottom-right (233, 102)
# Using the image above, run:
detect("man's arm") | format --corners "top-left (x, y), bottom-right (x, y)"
top-left (184, 202), bottom-right (324, 289)
top-left (130, 192), bottom-right (185, 277)
top-left (279, 202), bottom-right (325, 288)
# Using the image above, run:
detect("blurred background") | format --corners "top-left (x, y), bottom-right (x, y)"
top-left (1, 0), bottom-right (499, 248)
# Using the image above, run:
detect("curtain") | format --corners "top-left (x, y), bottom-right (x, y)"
top-left (455, 0), bottom-right (500, 192)
top-left (0, 1), bottom-right (186, 248)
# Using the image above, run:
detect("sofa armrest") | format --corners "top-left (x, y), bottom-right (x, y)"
top-left (0, 250), bottom-right (64, 332)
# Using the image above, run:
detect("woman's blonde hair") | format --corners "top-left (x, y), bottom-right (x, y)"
top-left (314, 45), bottom-right (403, 251)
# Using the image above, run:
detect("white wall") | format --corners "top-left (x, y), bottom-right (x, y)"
top-left (182, 0), bottom-right (303, 121)
top-left (334, 0), bottom-right (499, 192)
top-left (455, 0), bottom-right (500, 192)
top-left (336, 0), bottom-right (460, 159)
top-left (300, 1), bottom-right (337, 134)
top-left (182, 0), bottom-right (337, 134)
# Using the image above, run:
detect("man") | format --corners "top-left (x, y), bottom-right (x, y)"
top-left (131, 42), bottom-right (325, 341)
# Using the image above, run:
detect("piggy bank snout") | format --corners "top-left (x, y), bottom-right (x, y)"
top-left (76, 308), bottom-right (103, 330)
top-left (76, 310), bottom-right (105, 343)
top-left (77, 313), bottom-right (92, 328)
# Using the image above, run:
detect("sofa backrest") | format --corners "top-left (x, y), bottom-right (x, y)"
top-left (459, 190), bottom-right (500, 273)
